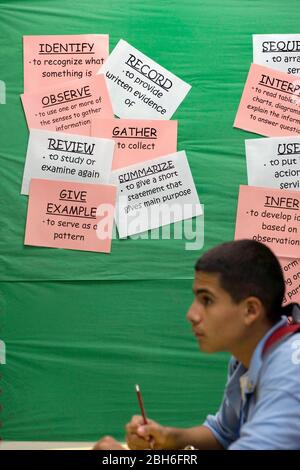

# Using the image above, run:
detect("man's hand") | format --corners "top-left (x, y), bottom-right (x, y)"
top-left (126, 415), bottom-right (173, 450)
top-left (93, 436), bottom-right (125, 450)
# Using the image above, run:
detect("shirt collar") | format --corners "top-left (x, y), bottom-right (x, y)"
top-left (245, 316), bottom-right (288, 394)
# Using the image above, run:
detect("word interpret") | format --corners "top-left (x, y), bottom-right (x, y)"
top-left (259, 74), bottom-right (300, 95)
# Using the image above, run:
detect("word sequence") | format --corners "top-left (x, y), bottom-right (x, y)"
top-left (91, 118), bottom-right (177, 170)
top-left (262, 42), bottom-right (300, 53)
top-left (253, 34), bottom-right (300, 75)
top-left (99, 39), bottom-right (191, 119)
top-left (23, 34), bottom-right (109, 91)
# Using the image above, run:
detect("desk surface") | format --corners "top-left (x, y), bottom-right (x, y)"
top-left (0, 441), bottom-right (95, 450)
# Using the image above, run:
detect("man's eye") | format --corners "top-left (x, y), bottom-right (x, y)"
top-left (201, 296), bottom-right (212, 306)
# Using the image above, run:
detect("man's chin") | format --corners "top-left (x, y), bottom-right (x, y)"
top-left (197, 339), bottom-right (216, 353)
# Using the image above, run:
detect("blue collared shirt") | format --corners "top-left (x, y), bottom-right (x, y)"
top-left (203, 317), bottom-right (300, 450)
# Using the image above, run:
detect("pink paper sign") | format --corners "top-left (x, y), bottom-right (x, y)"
top-left (279, 257), bottom-right (300, 305)
top-left (234, 185), bottom-right (300, 258)
top-left (21, 75), bottom-right (113, 135)
top-left (91, 118), bottom-right (177, 170)
top-left (25, 179), bottom-right (117, 253)
top-left (234, 63), bottom-right (300, 137)
top-left (23, 35), bottom-right (109, 92)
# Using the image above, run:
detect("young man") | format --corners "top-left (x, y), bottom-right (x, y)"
top-left (94, 240), bottom-right (300, 450)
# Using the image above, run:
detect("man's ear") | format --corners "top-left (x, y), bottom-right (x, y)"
top-left (242, 297), bottom-right (264, 326)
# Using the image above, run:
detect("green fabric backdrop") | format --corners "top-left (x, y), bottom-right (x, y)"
top-left (0, 0), bottom-right (297, 442)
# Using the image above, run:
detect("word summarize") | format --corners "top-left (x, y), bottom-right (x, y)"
top-left (110, 151), bottom-right (202, 238)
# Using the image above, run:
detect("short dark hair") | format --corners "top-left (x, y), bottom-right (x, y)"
top-left (195, 240), bottom-right (285, 324)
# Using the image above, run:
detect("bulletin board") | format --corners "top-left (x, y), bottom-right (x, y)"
top-left (0, 0), bottom-right (297, 442)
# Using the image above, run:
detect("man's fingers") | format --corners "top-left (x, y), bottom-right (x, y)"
top-left (93, 436), bottom-right (124, 450)
top-left (126, 432), bottom-right (150, 450)
top-left (137, 423), bottom-right (157, 438)
top-left (125, 417), bottom-right (161, 450)
top-left (126, 415), bottom-right (145, 433)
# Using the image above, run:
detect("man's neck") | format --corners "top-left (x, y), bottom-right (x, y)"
top-left (231, 323), bottom-right (274, 369)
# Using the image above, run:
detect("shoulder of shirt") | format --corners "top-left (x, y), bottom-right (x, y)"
top-left (264, 330), bottom-right (300, 359)
top-left (260, 331), bottom-right (300, 386)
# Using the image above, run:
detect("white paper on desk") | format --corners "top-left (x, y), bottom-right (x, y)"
top-left (245, 136), bottom-right (300, 191)
top-left (253, 34), bottom-right (300, 75)
top-left (98, 39), bottom-right (191, 119)
top-left (21, 129), bottom-right (115, 194)
top-left (110, 150), bottom-right (202, 238)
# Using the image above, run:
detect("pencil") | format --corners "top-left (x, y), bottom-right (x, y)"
top-left (135, 384), bottom-right (148, 425)
top-left (135, 384), bottom-right (155, 449)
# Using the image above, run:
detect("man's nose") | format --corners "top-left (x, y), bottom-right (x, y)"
top-left (186, 301), bottom-right (201, 324)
